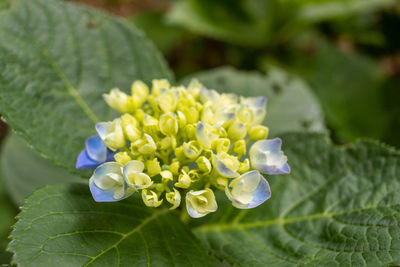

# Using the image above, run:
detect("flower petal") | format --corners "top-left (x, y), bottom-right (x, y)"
top-left (95, 122), bottom-right (111, 140)
top-left (250, 138), bottom-right (290, 175)
top-left (89, 178), bottom-right (119, 202)
top-left (123, 160), bottom-right (145, 173)
top-left (76, 150), bottom-right (100, 169)
top-left (85, 135), bottom-right (107, 162)
top-left (225, 171), bottom-right (271, 209)
top-left (92, 162), bottom-right (123, 190)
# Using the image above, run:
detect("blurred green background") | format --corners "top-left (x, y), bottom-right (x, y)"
top-left (0, 0), bottom-right (399, 264)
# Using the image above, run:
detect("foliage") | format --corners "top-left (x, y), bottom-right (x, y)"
top-left (9, 133), bottom-right (400, 266)
top-left (1, 134), bottom-right (82, 205)
top-left (167, 0), bottom-right (396, 46)
top-left (0, 0), bottom-right (172, 177)
top-left (0, 0), bottom-right (399, 266)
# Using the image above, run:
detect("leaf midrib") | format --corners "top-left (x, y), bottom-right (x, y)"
top-left (82, 208), bottom-right (170, 266)
top-left (194, 203), bottom-right (400, 233)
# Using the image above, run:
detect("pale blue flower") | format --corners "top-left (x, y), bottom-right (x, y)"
top-left (89, 162), bottom-right (133, 202)
top-left (249, 138), bottom-right (290, 175)
top-left (225, 170), bottom-right (271, 209)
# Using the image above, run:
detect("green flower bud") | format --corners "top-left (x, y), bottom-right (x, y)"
top-left (196, 156), bottom-right (212, 174)
top-left (146, 158), bottom-right (162, 177)
top-left (114, 152), bottom-right (131, 165)
top-left (131, 80), bottom-right (149, 108)
top-left (249, 125), bottom-right (269, 140)
top-left (175, 170), bottom-right (191, 189)
top-left (166, 188), bottom-right (181, 210)
top-left (103, 88), bottom-right (134, 113)
top-left (142, 189), bottom-right (163, 207)
top-left (159, 112), bottom-right (178, 136)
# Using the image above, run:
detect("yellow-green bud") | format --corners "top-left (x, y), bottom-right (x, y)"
top-left (237, 107), bottom-right (253, 125)
top-left (177, 111), bottom-right (187, 128)
top-left (187, 78), bottom-right (202, 99)
top-left (103, 88), bottom-right (134, 113)
top-left (160, 170), bottom-right (173, 182)
top-left (159, 112), bottom-right (178, 136)
top-left (181, 106), bottom-right (199, 124)
top-left (114, 152), bottom-right (131, 165)
top-left (175, 170), bottom-right (191, 189)
top-left (238, 158), bottom-right (250, 173)
top-left (152, 79), bottom-right (170, 96)
top-left (143, 114), bottom-right (159, 136)
top-left (169, 161), bottom-right (180, 175)
top-left (249, 125), bottom-right (269, 140)
top-left (155, 90), bottom-right (178, 113)
top-left (183, 141), bottom-right (202, 160)
top-left (121, 114), bottom-right (141, 141)
top-left (196, 156), bottom-right (212, 174)
top-left (146, 158), bottom-right (161, 177)
top-left (166, 188), bottom-right (181, 210)
top-left (233, 139), bottom-right (246, 156)
top-left (213, 138), bottom-right (230, 153)
top-left (159, 136), bottom-right (177, 150)
top-left (228, 120), bottom-right (247, 141)
top-left (131, 80), bottom-right (149, 107)
top-left (136, 134), bottom-right (156, 155)
top-left (142, 189), bottom-right (163, 207)
top-left (182, 124), bottom-right (196, 140)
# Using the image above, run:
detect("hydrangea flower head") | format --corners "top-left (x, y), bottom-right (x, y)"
top-left (77, 79), bottom-right (290, 218)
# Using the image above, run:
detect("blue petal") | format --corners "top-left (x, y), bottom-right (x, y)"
top-left (86, 135), bottom-right (107, 162)
top-left (76, 150), bottom-right (100, 169)
top-left (96, 122), bottom-right (111, 140)
top-left (226, 172), bottom-right (271, 209)
top-left (246, 177), bottom-right (271, 208)
top-left (259, 138), bottom-right (282, 152)
top-left (89, 178), bottom-right (121, 202)
top-left (259, 163), bottom-right (291, 175)
top-left (250, 138), bottom-right (290, 175)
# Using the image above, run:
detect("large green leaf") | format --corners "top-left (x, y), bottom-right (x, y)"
top-left (193, 133), bottom-right (400, 266)
top-left (181, 67), bottom-right (325, 136)
top-left (8, 183), bottom-right (211, 266)
top-left (167, 0), bottom-right (396, 46)
top-left (285, 33), bottom-right (388, 143)
top-left (1, 134), bottom-right (82, 205)
top-left (0, 0), bottom-right (172, 176)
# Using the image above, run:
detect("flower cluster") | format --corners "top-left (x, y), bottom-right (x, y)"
top-left (76, 79), bottom-right (290, 218)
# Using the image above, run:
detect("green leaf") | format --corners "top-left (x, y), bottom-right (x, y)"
top-left (180, 67), bottom-right (325, 136)
top-left (297, 0), bottom-right (397, 22)
top-left (9, 183), bottom-right (211, 266)
top-left (1, 134), bottom-right (82, 205)
top-left (130, 11), bottom-right (186, 54)
top-left (0, 168), bottom-right (17, 264)
top-left (0, 0), bottom-right (172, 176)
top-left (285, 33), bottom-right (389, 143)
top-left (167, 0), bottom-right (396, 46)
top-left (193, 133), bottom-right (400, 266)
